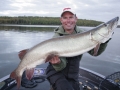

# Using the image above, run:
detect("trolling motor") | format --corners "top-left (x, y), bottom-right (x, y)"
top-left (98, 71), bottom-right (120, 90)
top-left (79, 67), bottom-right (120, 90)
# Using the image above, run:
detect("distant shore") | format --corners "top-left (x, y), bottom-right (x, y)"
top-left (0, 16), bottom-right (102, 27)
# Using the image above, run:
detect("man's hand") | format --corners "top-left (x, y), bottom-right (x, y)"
top-left (49, 55), bottom-right (61, 65)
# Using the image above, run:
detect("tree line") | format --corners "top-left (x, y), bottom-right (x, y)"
top-left (0, 16), bottom-right (103, 26)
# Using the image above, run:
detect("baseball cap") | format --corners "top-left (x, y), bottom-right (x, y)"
top-left (61, 8), bottom-right (76, 17)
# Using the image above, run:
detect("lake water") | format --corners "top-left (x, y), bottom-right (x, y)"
top-left (0, 25), bottom-right (120, 78)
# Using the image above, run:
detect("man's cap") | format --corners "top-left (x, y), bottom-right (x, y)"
top-left (61, 8), bottom-right (76, 16)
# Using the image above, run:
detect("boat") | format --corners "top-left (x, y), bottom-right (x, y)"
top-left (0, 67), bottom-right (120, 90)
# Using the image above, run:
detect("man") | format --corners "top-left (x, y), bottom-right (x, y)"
top-left (46, 8), bottom-right (110, 90)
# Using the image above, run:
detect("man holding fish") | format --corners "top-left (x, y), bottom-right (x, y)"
top-left (16, 8), bottom-right (115, 90)
top-left (18, 8), bottom-right (112, 90)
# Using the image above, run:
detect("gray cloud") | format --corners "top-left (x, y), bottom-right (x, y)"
top-left (0, 0), bottom-right (16, 11)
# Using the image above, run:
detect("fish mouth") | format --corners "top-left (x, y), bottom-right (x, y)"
top-left (116, 16), bottom-right (119, 21)
top-left (111, 17), bottom-right (119, 30)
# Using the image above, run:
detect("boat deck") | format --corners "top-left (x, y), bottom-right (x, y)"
top-left (8, 76), bottom-right (92, 90)
top-left (1, 67), bottom-right (120, 90)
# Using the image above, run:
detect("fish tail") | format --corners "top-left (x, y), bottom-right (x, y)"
top-left (10, 70), bottom-right (21, 89)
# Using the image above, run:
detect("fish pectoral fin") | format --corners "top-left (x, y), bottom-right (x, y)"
top-left (10, 70), bottom-right (21, 89)
top-left (93, 43), bottom-right (101, 56)
top-left (26, 68), bottom-right (34, 80)
top-left (45, 54), bottom-right (56, 63)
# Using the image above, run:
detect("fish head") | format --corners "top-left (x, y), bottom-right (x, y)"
top-left (106, 16), bottom-right (119, 32)
top-left (90, 17), bottom-right (119, 43)
top-left (102, 17), bottom-right (119, 43)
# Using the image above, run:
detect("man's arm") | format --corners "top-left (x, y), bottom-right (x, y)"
top-left (49, 56), bottom-right (67, 71)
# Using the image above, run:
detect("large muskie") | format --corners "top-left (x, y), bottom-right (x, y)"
top-left (10, 17), bottom-right (119, 89)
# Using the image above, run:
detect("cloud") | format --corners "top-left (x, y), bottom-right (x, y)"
top-left (0, 0), bottom-right (120, 24)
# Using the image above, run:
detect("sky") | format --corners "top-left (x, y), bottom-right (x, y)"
top-left (0, 0), bottom-right (120, 24)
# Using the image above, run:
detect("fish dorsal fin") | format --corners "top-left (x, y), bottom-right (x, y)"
top-left (18, 49), bottom-right (29, 60)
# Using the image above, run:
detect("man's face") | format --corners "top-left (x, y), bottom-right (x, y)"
top-left (60, 12), bottom-right (77, 32)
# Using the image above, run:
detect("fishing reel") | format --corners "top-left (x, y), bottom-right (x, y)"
top-left (99, 71), bottom-right (120, 90)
